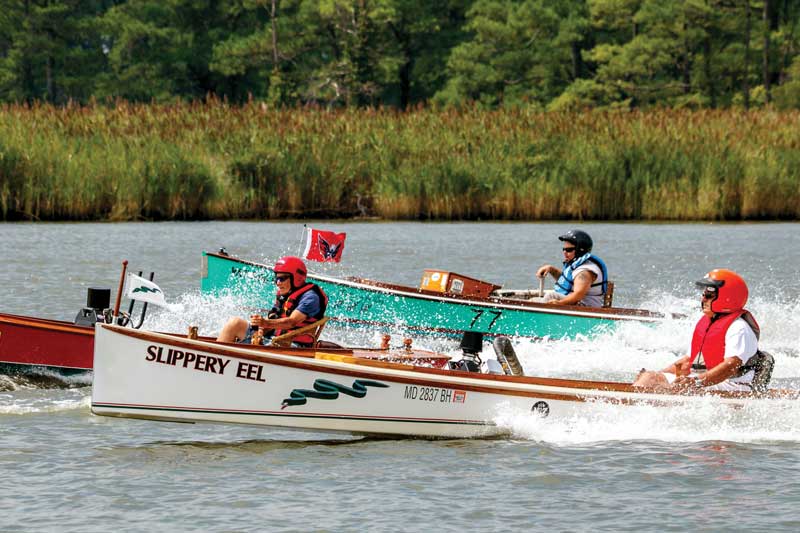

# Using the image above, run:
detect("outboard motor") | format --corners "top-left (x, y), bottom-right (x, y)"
top-left (449, 331), bottom-right (484, 372)
top-left (74, 288), bottom-right (112, 326)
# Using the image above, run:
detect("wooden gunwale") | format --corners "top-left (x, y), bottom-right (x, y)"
top-left (0, 313), bottom-right (94, 336)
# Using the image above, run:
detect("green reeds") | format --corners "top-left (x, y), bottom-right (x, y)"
top-left (0, 101), bottom-right (798, 221)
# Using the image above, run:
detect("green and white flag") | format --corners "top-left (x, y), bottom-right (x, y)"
top-left (125, 273), bottom-right (168, 308)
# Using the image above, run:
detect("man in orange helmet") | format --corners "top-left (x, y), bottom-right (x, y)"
top-left (634, 269), bottom-right (771, 393)
top-left (217, 256), bottom-right (327, 347)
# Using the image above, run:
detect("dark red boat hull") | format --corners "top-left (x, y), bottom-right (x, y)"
top-left (0, 312), bottom-right (94, 371)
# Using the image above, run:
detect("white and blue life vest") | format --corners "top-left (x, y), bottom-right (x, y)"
top-left (554, 253), bottom-right (608, 296)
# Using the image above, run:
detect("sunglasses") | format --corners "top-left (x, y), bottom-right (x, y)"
top-left (274, 275), bottom-right (291, 283)
top-left (562, 247), bottom-right (576, 253)
top-left (701, 289), bottom-right (717, 300)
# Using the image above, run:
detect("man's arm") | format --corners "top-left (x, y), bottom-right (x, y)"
top-left (673, 356), bottom-right (742, 389)
top-left (252, 309), bottom-right (309, 330)
top-left (548, 270), bottom-right (596, 306)
top-left (662, 356), bottom-right (691, 375)
top-left (536, 264), bottom-right (562, 281)
top-left (697, 356), bottom-right (742, 386)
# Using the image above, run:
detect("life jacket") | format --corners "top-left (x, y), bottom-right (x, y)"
top-left (689, 310), bottom-right (760, 372)
top-left (273, 283), bottom-right (328, 346)
top-left (554, 253), bottom-right (608, 296)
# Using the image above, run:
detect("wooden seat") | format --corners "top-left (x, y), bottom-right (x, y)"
top-left (603, 281), bottom-right (615, 308)
top-left (271, 317), bottom-right (329, 347)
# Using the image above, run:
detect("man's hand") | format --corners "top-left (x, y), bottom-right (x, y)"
top-left (249, 314), bottom-right (266, 328)
top-left (672, 374), bottom-right (704, 392)
top-left (536, 265), bottom-right (554, 279)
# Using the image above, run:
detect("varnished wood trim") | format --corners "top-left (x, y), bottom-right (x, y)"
top-left (0, 313), bottom-right (94, 337)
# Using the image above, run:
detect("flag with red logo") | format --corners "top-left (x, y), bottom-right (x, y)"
top-left (303, 228), bottom-right (347, 262)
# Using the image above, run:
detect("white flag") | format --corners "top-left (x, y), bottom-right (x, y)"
top-left (125, 273), bottom-right (169, 308)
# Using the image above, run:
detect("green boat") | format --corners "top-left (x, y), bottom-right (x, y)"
top-left (201, 251), bottom-right (674, 340)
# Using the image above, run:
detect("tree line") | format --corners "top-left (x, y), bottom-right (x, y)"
top-left (1, 0), bottom-right (799, 110)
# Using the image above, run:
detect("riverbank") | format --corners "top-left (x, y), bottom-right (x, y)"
top-left (2, 102), bottom-right (798, 221)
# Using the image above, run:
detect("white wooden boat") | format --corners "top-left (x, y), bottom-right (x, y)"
top-left (91, 324), bottom-right (798, 439)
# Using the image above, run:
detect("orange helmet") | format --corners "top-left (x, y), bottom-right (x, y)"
top-left (695, 268), bottom-right (748, 313)
top-left (273, 256), bottom-right (307, 287)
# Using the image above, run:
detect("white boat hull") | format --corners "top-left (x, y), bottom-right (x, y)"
top-left (91, 325), bottom-right (796, 439)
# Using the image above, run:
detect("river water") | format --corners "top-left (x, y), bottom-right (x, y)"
top-left (2, 222), bottom-right (800, 532)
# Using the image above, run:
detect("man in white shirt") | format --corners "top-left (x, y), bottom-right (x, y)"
top-left (634, 269), bottom-right (767, 393)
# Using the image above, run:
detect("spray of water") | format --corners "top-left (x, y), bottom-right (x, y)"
top-left (485, 292), bottom-right (800, 444)
top-left (494, 396), bottom-right (800, 445)
top-left (0, 389), bottom-right (90, 415)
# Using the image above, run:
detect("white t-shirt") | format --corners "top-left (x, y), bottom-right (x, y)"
top-left (688, 317), bottom-right (759, 385)
top-left (573, 262), bottom-right (605, 307)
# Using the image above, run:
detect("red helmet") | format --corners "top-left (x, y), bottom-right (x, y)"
top-left (695, 269), bottom-right (748, 313)
top-left (273, 256), bottom-right (307, 287)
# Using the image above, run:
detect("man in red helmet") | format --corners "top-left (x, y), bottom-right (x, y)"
top-left (217, 256), bottom-right (328, 347)
top-left (634, 269), bottom-right (771, 393)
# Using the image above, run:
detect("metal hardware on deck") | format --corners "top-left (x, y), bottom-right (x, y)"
top-left (76, 272), bottom-right (155, 329)
top-left (450, 331), bottom-right (483, 372)
top-left (75, 288), bottom-right (112, 327)
top-left (188, 326), bottom-right (198, 340)
top-left (87, 288), bottom-right (111, 311)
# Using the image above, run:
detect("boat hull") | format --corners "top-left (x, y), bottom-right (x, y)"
top-left (201, 251), bottom-right (670, 340)
top-left (0, 312), bottom-right (94, 373)
top-left (91, 325), bottom-right (785, 439)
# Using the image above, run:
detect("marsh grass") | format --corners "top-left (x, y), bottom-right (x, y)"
top-left (1, 101), bottom-right (798, 221)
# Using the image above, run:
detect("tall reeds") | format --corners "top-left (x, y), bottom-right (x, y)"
top-left (0, 101), bottom-right (798, 221)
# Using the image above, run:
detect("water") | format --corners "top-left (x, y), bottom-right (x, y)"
top-left (2, 221), bottom-right (800, 531)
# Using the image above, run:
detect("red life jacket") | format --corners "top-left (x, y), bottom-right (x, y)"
top-left (689, 310), bottom-right (760, 371)
top-left (273, 283), bottom-right (328, 345)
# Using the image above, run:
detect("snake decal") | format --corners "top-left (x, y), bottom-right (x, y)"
top-left (281, 379), bottom-right (389, 409)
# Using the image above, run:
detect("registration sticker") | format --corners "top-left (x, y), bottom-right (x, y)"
top-left (404, 386), bottom-right (467, 403)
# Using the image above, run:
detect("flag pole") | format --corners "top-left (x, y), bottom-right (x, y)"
top-left (297, 223), bottom-right (308, 257)
top-left (113, 260), bottom-right (129, 323)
